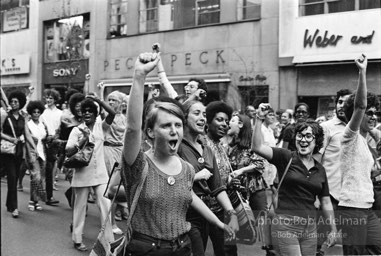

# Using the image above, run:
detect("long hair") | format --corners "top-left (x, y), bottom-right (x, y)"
top-left (233, 114), bottom-right (252, 149)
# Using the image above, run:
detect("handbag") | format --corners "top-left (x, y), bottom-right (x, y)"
top-left (256, 157), bottom-right (292, 249)
top-left (63, 138), bottom-right (94, 168)
top-left (1, 118), bottom-right (17, 155)
top-left (234, 191), bottom-right (257, 244)
top-left (90, 159), bottom-right (149, 256)
top-left (227, 161), bottom-right (256, 245)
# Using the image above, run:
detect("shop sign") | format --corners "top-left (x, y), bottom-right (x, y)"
top-left (291, 10), bottom-right (381, 63)
top-left (1, 54), bottom-right (30, 76)
top-left (43, 60), bottom-right (88, 84)
top-left (2, 7), bottom-right (28, 32)
top-left (103, 50), bottom-right (226, 72)
top-left (53, 67), bottom-right (79, 77)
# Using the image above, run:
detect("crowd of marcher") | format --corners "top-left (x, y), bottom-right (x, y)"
top-left (1, 48), bottom-right (381, 256)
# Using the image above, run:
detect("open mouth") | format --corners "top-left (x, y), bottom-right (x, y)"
top-left (168, 139), bottom-right (178, 150)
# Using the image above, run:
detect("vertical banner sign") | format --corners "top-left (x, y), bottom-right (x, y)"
top-left (2, 7), bottom-right (28, 32)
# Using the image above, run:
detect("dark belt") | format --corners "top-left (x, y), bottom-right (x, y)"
top-left (132, 232), bottom-right (188, 248)
top-left (104, 141), bottom-right (123, 147)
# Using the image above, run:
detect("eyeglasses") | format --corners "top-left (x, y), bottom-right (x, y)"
top-left (32, 110), bottom-right (41, 114)
top-left (295, 133), bottom-right (315, 142)
top-left (10, 100), bottom-right (19, 104)
top-left (83, 109), bottom-right (94, 114)
top-left (365, 110), bottom-right (376, 117)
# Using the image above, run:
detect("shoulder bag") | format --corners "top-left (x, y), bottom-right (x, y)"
top-left (227, 160), bottom-right (257, 245)
top-left (63, 137), bottom-right (94, 168)
top-left (1, 117), bottom-right (17, 155)
top-left (90, 158), bottom-right (149, 256)
top-left (256, 157), bottom-right (292, 250)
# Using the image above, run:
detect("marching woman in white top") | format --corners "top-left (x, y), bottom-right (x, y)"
top-left (26, 101), bottom-right (48, 211)
top-left (66, 96), bottom-right (115, 251)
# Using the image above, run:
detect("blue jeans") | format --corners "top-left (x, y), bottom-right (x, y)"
top-left (271, 214), bottom-right (317, 256)
top-left (339, 206), bottom-right (381, 255)
top-left (209, 210), bottom-right (237, 256)
top-left (187, 207), bottom-right (210, 256)
top-left (126, 232), bottom-right (191, 256)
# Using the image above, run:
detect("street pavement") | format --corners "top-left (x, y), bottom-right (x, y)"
top-left (1, 174), bottom-right (343, 256)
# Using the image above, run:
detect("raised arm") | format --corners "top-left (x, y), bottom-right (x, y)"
top-left (251, 103), bottom-right (273, 160)
top-left (153, 43), bottom-right (178, 99)
top-left (348, 54), bottom-right (367, 132)
top-left (86, 94), bottom-right (116, 125)
top-left (123, 52), bottom-right (160, 165)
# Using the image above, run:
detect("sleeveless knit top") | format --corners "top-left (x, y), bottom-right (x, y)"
top-left (127, 151), bottom-right (195, 240)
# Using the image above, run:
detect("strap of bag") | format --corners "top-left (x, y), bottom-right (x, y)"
top-left (98, 156), bottom-right (149, 233)
top-left (269, 157), bottom-right (292, 210)
top-left (7, 117), bottom-right (17, 138)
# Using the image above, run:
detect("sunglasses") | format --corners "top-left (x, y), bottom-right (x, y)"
top-left (32, 110), bottom-right (41, 114)
top-left (295, 133), bottom-right (315, 142)
top-left (365, 110), bottom-right (376, 117)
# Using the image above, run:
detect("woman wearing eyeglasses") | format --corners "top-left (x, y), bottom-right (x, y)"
top-left (252, 105), bottom-right (338, 256)
top-left (66, 97), bottom-right (116, 251)
top-left (337, 55), bottom-right (381, 255)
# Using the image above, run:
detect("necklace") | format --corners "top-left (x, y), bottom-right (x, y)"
top-left (167, 176), bottom-right (175, 186)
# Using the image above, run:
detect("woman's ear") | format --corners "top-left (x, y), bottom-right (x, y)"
top-left (147, 128), bottom-right (154, 139)
top-left (238, 121), bottom-right (244, 129)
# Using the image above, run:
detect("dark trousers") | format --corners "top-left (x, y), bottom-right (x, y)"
top-left (249, 189), bottom-right (268, 219)
top-left (209, 210), bottom-right (237, 256)
top-left (45, 159), bottom-right (55, 199)
top-left (339, 206), bottom-right (381, 255)
top-left (316, 195), bottom-right (340, 250)
top-left (126, 232), bottom-right (191, 256)
top-left (187, 208), bottom-right (210, 256)
top-left (1, 154), bottom-right (22, 211)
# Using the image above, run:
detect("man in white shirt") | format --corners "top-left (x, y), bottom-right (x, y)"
top-left (41, 89), bottom-right (63, 205)
top-left (316, 89), bottom-right (352, 255)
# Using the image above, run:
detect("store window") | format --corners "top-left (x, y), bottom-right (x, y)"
top-left (44, 14), bottom-right (90, 63)
top-left (139, 0), bottom-right (158, 33)
top-left (138, 0), bottom-right (221, 33)
top-left (196, 0), bottom-right (220, 26)
top-left (109, 0), bottom-right (128, 37)
top-left (237, 0), bottom-right (261, 21)
top-left (1, 0), bottom-right (29, 33)
top-left (299, 0), bottom-right (380, 16)
top-left (238, 85), bottom-right (268, 108)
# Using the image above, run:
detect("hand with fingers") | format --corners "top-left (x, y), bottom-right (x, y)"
top-left (195, 168), bottom-right (213, 181)
top-left (355, 54), bottom-right (367, 71)
top-left (135, 52), bottom-right (160, 76)
top-left (256, 103), bottom-right (271, 120)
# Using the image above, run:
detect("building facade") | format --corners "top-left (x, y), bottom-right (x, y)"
top-left (1, 0), bottom-right (39, 98)
top-left (279, 0), bottom-right (381, 119)
top-left (23, 0), bottom-right (278, 111)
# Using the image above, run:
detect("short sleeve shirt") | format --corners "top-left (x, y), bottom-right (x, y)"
top-left (270, 148), bottom-right (330, 218)
top-left (319, 117), bottom-right (347, 201)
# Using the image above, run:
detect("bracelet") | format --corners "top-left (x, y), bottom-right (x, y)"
top-left (226, 209), bottom-right (237, 217)
top-left (158, 71), bottom-right (165, 74)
